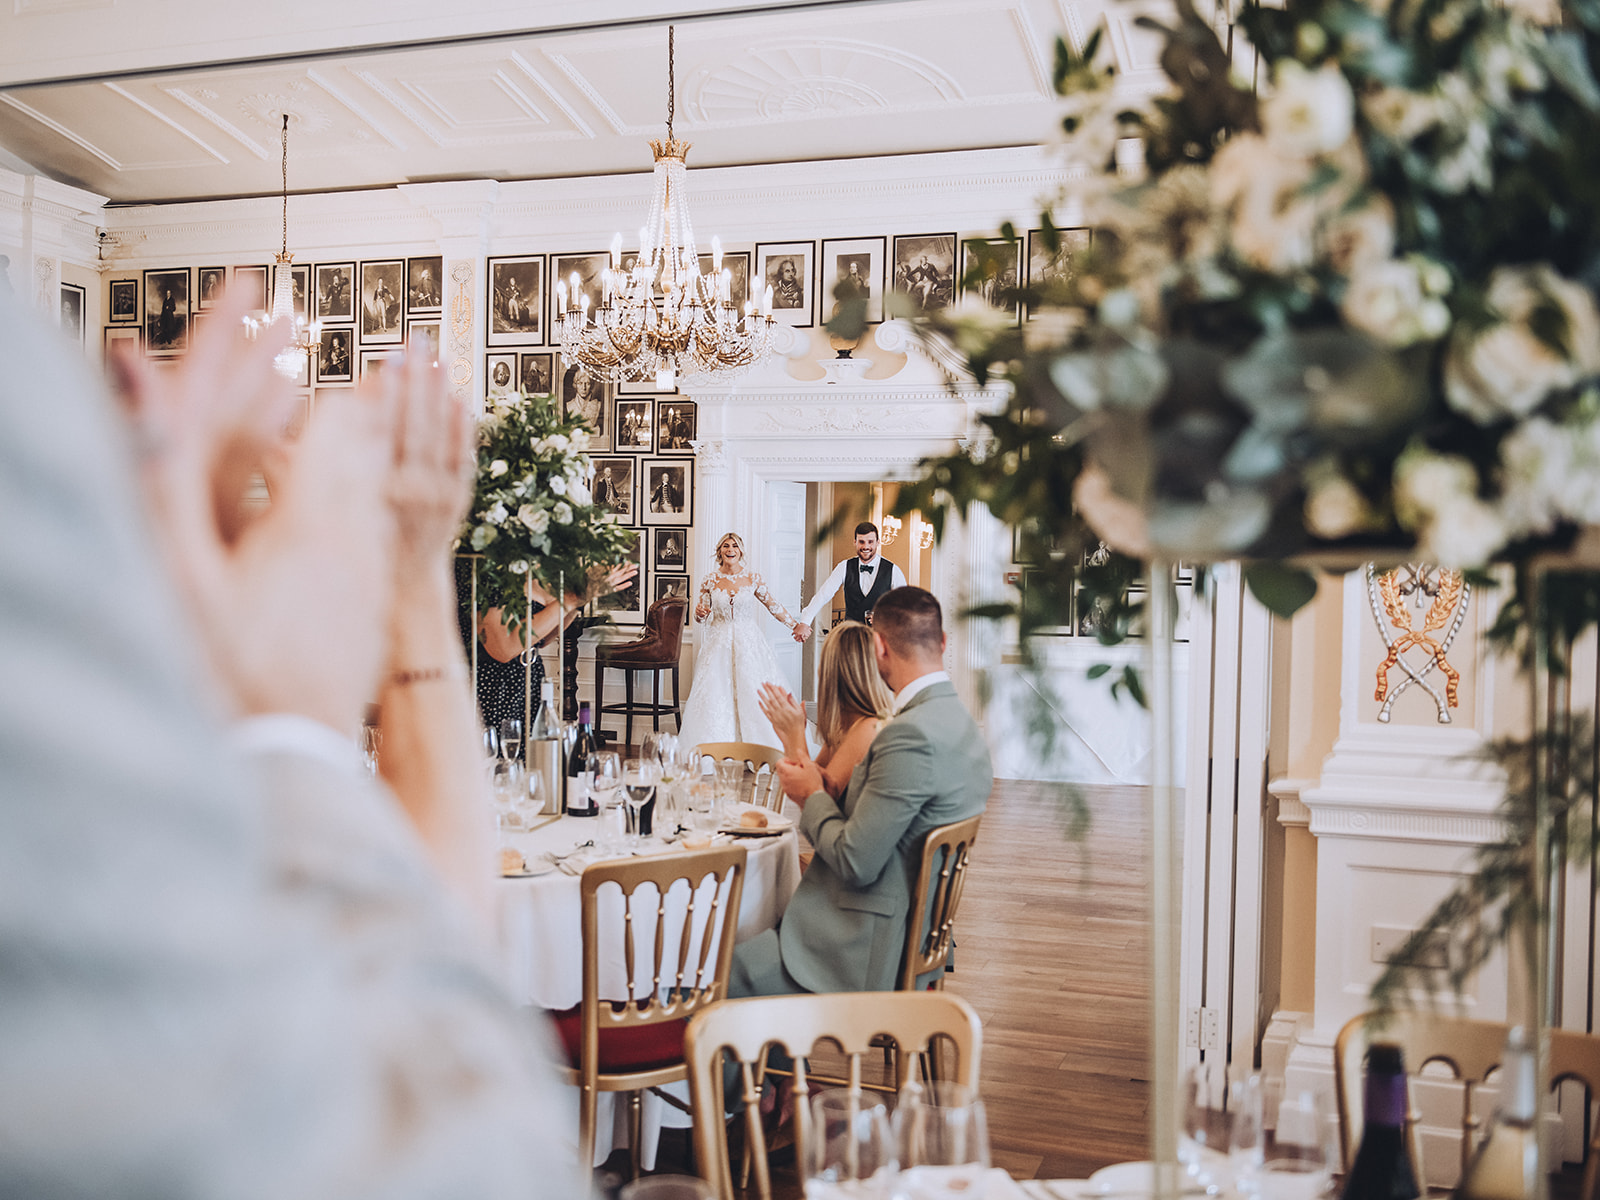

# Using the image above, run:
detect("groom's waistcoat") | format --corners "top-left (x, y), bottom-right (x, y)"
top-left (843, 558), bottom-right (894, 623)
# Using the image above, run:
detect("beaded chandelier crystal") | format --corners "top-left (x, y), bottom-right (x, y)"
top-left (268, 112), bottom-right (320, 379)
top-left (555, 26), bottom-right (774, 391)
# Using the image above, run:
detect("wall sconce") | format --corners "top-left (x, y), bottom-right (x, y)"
top-left (881, 515), bottom-right (902, 546)
top-left (917, 525), bottom-right (935, 551)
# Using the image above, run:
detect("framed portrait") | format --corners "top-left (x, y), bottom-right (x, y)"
top-left (104, 324), bottom-right (141, 355)
top-left (518, 351), bottom-right (554, 397)
top-left (407, 255), bottom-right (443, 314)
top-left (59, 283), bottom-right (84, 343)
top-left (549, 252), bottom-right (607, 339)
top-left (190, 311), bottom-right (210, 343)
top-left (590, 456), bottom-right (635, 523)
top-left (360, 348), bottom-right (404, 379)
top-left (614, 398), bottom-right (654, 452)
top-left (143, 268), bottom-right (190, 356)
top-left (315, 262), bottom-right (355, 323)
top-left (284, 392), bottom-right (312, 441)
top-left (961, 236), bottom-right (1022, 319)
top-left (652, 527), bottom-right (688, 572)
top-left (891, 233), bottom-right (957, 314)
top-left (618, 375), bottom-right (672, 396)
top-left (233, 264), bottom-right (269, 316)
top-left (485, 352), bottom-right (517, 401)
top-left (196, 267), bottom-right (226, 311)
top-left (1023, 569), bottom-right (1076, 636)
top-left (820, 236), bottom-right (886, 325)
top-left (641, 457), bottom-right (692, 526)
top-left (317, 327), bottom-right (353, 383)
top-left (594, 528), bottom-right (645, 624)
top-left (656, 398), bottom-right (696, 452)
top-left (560, 362), bottom-right (611, 449)
top-left (359, 260), bottom-right (404, 344)
top-left (1026, 226), bottom-right (1092, 316)
top-left (109, 278), bottom-right (138, 323)
top-left (754, 241), bottom-right (815, 327)
top-left (487, 254), bottom-right (544, 345)
top-left (407, 320), bottom-right (441, 366)
top-left (273, 262), bottom-right (309, 324)
top-left (696, 249), bottom-right (750, 314)
top-left (654, 572), bottom-right (691, 620)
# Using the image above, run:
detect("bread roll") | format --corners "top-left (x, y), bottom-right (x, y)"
top-left (738, 809), bottom-right (769, 829)
top-left (499, 847), bottom-right (526, 874)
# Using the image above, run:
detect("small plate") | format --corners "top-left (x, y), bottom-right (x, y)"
top-left (719, 807), bottom-right (793, 836)
top-left (1084, 1163), bottom-right (1209, 1198)
top-left (500, 857), bottom-right (556, 878)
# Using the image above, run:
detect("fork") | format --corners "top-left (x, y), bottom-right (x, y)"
top-left (543, 840), bottom-right (594, 863)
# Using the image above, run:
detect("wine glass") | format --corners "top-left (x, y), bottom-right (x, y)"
top-left (499, 717), bottom-right (523, 764)
top-left (893, 1081), bottom-right (989, 1200)
top-left (714, 757), bottom-right (744, 815)
top-left (1227, 1074), bottom-right (1265, 1196)
top-left (801, 1089), bottom-right (897, 1199)
top-left (483, 725), bottom-right (500, 762)
top-left (622, 757), bottom-right (659, 848)
top-left (1241, 1091), bottom-right (1333, 1200)
top-left (588, 750), bottom-right (623, 852)
top-left (1180, 1063), bottom-right (1226, 1193)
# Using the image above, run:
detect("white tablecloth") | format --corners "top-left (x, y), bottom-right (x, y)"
top-left (495, 815), bottom-right (801, 1011)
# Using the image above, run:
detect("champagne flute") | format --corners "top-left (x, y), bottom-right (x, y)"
top-left (499, 717), bottom-right (523, 764)
top-left (1180, 1064), bottom-right (1225, 1194)
top-left (588, 750), bottom-right (623, 852)
top-left (802, 1089), bottom-right (897, 1199)
top-left (893, 1081), bottom-right (989, 1200)
top-left (654, 734), bottom-right (682, 835)
top-left (622, 757), bottom-right (659, 848)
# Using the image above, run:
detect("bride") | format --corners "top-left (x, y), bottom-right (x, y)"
top-left (677, 531), bottom-right (801, 752)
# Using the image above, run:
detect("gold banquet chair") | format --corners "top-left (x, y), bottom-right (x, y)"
top-left (1336, 1010), bottom-right (1600, 1195)
top-left (695, 741), bottom-right (785, 811)
top-left (900, 814), bottom-right (981, 992)
top-left (546, 845), bottom-right (748, 1179)
top-left (683, 991), bottom-right (984, 1200)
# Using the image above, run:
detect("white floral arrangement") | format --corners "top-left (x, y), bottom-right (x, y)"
top-left (896, 0), bottom-right (1600, 617)
top-left (458, 392), bottom-right (634, 628)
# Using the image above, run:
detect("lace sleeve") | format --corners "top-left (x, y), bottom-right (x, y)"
top-left (752, 574), bottom-right (796, 629)
top-left (694, 574), bottom-right (713, 623)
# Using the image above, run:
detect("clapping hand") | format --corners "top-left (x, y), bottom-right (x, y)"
top-left (776, 757), bottom-right (825, 806)
top-left (757, 683), bottom-right (808, 761)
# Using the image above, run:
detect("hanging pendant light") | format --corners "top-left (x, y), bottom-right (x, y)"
top-left (269, 112), bottom-right (320, 379)
top-left (555, 26), bottom-right (775, 391)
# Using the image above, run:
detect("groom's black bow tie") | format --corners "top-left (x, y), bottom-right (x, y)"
top-left (860, 562), bottom-right (874, 573)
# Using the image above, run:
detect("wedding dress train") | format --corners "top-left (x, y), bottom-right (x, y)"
top-left (677, 574), bottom-right (796, 753)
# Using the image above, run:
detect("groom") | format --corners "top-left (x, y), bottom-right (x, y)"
top-left (729, 586), bottom-right (992, 997)
top-left (793, 521), bottom-right (907, 642)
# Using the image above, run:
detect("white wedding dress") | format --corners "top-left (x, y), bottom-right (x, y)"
top-left (677, 572), bottom-right (796, 753)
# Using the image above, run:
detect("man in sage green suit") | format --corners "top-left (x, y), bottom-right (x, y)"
top-left (730, 586), bottom-right (993, 996)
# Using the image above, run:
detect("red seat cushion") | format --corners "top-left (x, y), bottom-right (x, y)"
top-left (547, 1005), bottom-right (688, 1074)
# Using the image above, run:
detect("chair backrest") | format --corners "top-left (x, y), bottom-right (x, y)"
top-left (576, 846), bottom-right (748, 1076)
top-left (1334, 1010), bottom-right (1512, 1186)
top-left (648, 596), bottom-right (688, 660)
top-left (899, 814), bottom-right (981, 991)
top-left (1550, 1028), bottom-right (1600, 1200)
top-left (695, 741), bottom-right (785, 811)
top-left (684, 991), bottom-right (984, 1200)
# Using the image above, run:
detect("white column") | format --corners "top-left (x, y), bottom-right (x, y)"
top-left (397, 180), bottom-right (499, 408)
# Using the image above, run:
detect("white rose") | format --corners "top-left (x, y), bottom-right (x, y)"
top-left (485, 501), bottom-right (508, 526)
top-left (1341, 259), bottom-right (1430, 345)
top-left (1263, 61), bottom-right (1355, 157)
top-left (1393, 450), bottom-right (1478, 530)
top-left (509, 559), bottom-right (529, 574)
top-left (1304, 473), bottom-right (1371, 539)
top-left (1498, 417), bottom-right (1572, 535)
top-left (1362, 87), bottom-right (1441, 141)
top-left (1323, 195), bottom-right (1396, 276)
top-left (1418, 498), bottom-right (1509, 567)
top-left (469, 524), bottom-right (495, 550)
top-left (570, 429), bottom-right (592, 454)
top-left (549, 433), bottom-right (570, 453)
top-left (568, 478), bottom-right (592, 506)
top-left (518, 504), bottom-right (549, 534)
top-left (489, 459), bottom-right (509, 478)
top-left (553, 501), bottom-right (573, 525)
top-left (1210, 134), bottom-right (1317, 273)
top-left (1446, 323), bottom-right (1573, 423)
top-left (548, 475), bottom-right (567, 497)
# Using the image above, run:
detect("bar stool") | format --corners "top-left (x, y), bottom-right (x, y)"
top-left (594, 595), bottom-right (687, 751)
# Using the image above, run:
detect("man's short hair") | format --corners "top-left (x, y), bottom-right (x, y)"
top-left (872, 587), bottom-right (943, 657)
top-left (854, 521), bottom-right (878, 539)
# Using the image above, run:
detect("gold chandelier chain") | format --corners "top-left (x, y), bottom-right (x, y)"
top-left (280, 112), bottom-right (289, 259)
top-left (666, 25), bottom-right (675, 142)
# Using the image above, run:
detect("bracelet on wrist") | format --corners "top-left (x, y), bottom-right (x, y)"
top-left (390, 666), bottom-right (453, 687)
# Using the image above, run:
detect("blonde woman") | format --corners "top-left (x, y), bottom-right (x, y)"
top-left (757, 621), bottom-right (891, 799)
top-left (676, 532), bottom-right (801, 750)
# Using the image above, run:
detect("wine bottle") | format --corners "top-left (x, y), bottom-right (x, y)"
top-left (565, 702), bottom-right (597, 817)
top-left (1340, 1043), bottom-right (1420, 1200)
top-left (528, 681), bottom-right (563, 816)
top-left (1457, 1027), bottom-right (1542, 1200)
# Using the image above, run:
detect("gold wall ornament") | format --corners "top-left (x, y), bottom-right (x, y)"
top-left (448, 259), bottom-right (473, 402)
top-left (1366, 563), bottom-right (1470, 724)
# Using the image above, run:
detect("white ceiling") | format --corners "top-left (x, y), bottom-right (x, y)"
top-left (0, 0), bottom-right (1166, 206)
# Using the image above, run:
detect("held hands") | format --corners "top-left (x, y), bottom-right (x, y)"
top-left (757, 683), bottom-right (808, 761)
top-left (792, 621), bottom-right (812, 643)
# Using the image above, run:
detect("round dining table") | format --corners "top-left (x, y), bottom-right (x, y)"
top-left (494, 811), bottom-right (802, 1168)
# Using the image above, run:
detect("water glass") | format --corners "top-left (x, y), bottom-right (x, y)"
top-left (1180, 1063), bottom-right (1226, 1193)
top-left (588, 750), bottom-right (623, 852)
top-left (621, 757), bottom-right (659, 848)
top-left (490, 759), bottom-right (523, 829)
top-left (893, 1081), bottom-right (989, 1200)
top-left (1228, 1074), bottom-right (1265, 1193)
top-left (802, 1090), bottom-right (897, 1199)
top-left (714, 757), bottom-right (744, 813)
top-left (1239, 1091), bottom-right (1334, 1200)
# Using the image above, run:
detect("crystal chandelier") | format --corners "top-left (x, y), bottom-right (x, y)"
top-left (555, 26), bottom-right (774, 391)
top-left (268, 112), bottom-right (320, 378)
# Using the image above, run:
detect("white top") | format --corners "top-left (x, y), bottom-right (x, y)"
top-left (891, 669), bottom-right (951, 714)
top-left (797, 553), bottom-right (909, 626)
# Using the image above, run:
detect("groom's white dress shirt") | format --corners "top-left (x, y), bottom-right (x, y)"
top-left (797, 553), bottom-right (908, 627)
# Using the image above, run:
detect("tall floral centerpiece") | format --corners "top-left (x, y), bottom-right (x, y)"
top-left (460, 392), bottom-right (634, 632)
